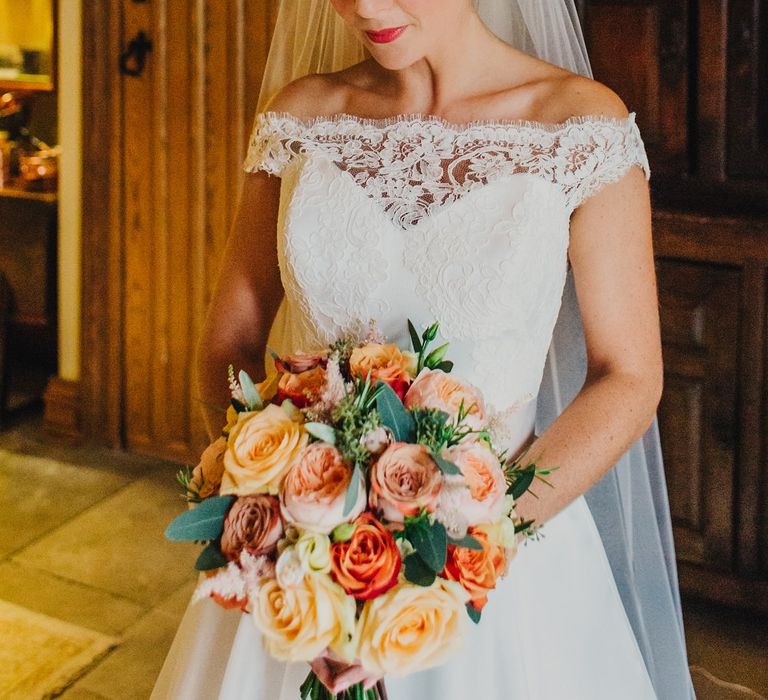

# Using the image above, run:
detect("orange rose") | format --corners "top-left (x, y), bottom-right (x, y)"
top-left (350, 343), bottom-right (414, 399)
top-left (330, 513), bottom-right (401, 600)
top-left (404, 368), bottom-right (487, 430)
top-left (281, 443), bottom-right (366, 534)
top-left (441, 527), bottom-right (507, 611)
top-left (190, 437), bottom-right (226, 499)
top-left (369, 442), bottom-right (443, 523)
top-left (277, 365), bottom-right (327, 408)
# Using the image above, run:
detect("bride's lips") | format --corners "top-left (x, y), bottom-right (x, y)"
top-left (365, 26), bottom-right (408, 44)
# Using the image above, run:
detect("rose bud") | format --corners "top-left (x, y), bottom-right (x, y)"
top-left (220, 494), bottom-right (283, 561)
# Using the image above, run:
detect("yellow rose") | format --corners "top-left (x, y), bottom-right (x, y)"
top-left (356, 579), bottom-right (469, 677)
top-left (250, 573), bottom-right (357, 663)
top-left (220, 403), bottom-right (308, 496)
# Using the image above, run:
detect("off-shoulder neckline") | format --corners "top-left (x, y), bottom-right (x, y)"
top-left (258, 109), bottom-right (639, 134)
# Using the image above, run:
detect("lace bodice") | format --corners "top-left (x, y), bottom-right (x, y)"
top-left (244, 111), bottom-right (650, 452)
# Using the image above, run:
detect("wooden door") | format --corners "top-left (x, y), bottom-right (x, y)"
top-left (81, 0), bottom-right (279, 463)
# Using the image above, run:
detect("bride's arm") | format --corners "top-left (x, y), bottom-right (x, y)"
top-left (194, 170), bottom-right (284, 440)
top-left (513, 162), bottom-right (662, 527)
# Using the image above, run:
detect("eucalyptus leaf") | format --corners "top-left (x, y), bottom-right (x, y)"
top-left (238, 369), bottom-right (264, 411)
top-left (403, 552), bottom-right (437, 587)
top-left (407, 319), bottom-right (422, 352)
top-left (266, 346), bottom-right (281, 362)
top-left (343, 465), bottom-right (363, 517)
top-left (195, 541), bottom-right (229, 571)
top-left (164, 495), bottom-right (235, 542)
top-left (432, 451), bottom-right (462, 476)
top-left (304, 422), bottom-right (337, 445)
top-left (466, 603), bottom-right (482, 624)
top-left (375, 381), bottom-right (415, 442)
top-left (508, 467), bottom-right (535, 499)
top-left (410, 520), bottom-right (447, 573)
top-left (448, 534), bottom-right (483, 551)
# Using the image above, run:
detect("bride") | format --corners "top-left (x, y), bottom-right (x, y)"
top-left (152, 1), bottom-right (696, 698)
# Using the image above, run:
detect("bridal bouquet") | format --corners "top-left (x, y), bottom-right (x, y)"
top-left (165, 320), bottom-right (546, 700)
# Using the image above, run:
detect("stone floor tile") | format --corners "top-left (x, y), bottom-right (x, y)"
top-left (57, 687), bottom-right (111, 700)
top-left (154, 576), bottom-right (198, 619)
top-left (0, 560), bottom-right (145, 636)
top-left (70, 608), bottom-right (179, 700)
top-left (13, 478), bottom-right (200, 607)
top-left (0, 449), bottom-right (131, 558)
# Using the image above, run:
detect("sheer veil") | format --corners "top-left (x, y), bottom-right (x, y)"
top-left (256, 2), bottom-right (695, 698)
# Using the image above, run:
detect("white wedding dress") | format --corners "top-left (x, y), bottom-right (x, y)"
top-left (151, 111), bottom-right (658, 699)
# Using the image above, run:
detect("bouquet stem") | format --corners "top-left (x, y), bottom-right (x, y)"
top-left (300, 671), bottom-right (387, 700)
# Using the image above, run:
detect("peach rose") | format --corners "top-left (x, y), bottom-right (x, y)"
top-left (441, 527), bottom-right (507, 612)
top-left (350, 343), bottom-right (414, 399)
top-left (440, 441), bottom-right (507, 525)
top-left (251, 573), bottom-right (357, 663)
top-left (220, 494), bottom-right (283, 560)
top-left (330, 513), bottom-right (401, 600)
top-left (277, 365), bottom-right (327, 408)
top-left (404, 368), bottom-right (487, 430)
top-left (369, 442), bottom-right (443, 523)
top-left (220, 403), bottom-right (308, 496)
top-left (356, 579), bottom-right (469, 677)
top-left (190, 436), bottom-right (226, 499)
top-left (281, 443), bottom-right (366, 534)
top-left (275, 350), bottom-right (327, 374)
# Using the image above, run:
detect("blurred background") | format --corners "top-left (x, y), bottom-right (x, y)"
top-left (0, 1), bottom-right (765, 698)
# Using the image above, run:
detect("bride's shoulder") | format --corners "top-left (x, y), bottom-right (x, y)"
top-left (260, 62), bottom-right (370, 118)
top-left (531, 68), bottom-right (630, 124)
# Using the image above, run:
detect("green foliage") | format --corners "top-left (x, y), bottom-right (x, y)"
top-left (448, 533), bottom-right (483, 551)
top-left (343, 465), bottom-right (363, 517)
top-left (430, 451), bottom-right (462, 476)
top-left (375, 381), bottom-right (415, 442)
top-left (304, 422), bottom-right (337, 445)
top-left (411, 408), bottom-right (452, 453)
top-left (403, 552), bottom-right (437, 587)
top-left (466, 603), bottom-right (482, 624)
top-left (195, 541), bottom-right (229, 571)
top-left (331, 376), bottom-right (382, 469)
top-left (238, 369), bottom-right (264, 411)
top-left (175, 466), bottom-right (203, 503)
top-left (164, 495), bottom-right (235, 542)
top-left (400, 511), bottom-right (448, 586)
top-left (328, 336), bottom-right (357, 380)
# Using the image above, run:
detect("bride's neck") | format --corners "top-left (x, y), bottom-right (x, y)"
top-left (369, 13), bottom-right (515, 114)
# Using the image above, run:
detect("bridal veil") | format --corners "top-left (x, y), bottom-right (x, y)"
top-left (255, 2), bottom-right (696, 698)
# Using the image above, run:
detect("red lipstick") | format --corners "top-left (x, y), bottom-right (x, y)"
top-left (365, 26), bottom-right (408, 44)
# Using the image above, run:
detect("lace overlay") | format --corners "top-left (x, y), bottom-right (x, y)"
top-left (246, 111), bottom-right (650, 449)
top-left (244, 111), bottom-right (650, 224)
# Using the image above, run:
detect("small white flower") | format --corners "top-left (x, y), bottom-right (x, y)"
top-left (361, 426), bottom-right (392, 455)
top-left (275, 546), bottom-right (305, 588)
top-left (295, 532), bottom-right (332, 574)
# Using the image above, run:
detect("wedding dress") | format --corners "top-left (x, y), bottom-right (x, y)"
top-left (151, 109), bottom-right (661, 699)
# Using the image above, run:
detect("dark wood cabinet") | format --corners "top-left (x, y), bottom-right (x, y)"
top-left (586, 0), bottom-right (768, 611)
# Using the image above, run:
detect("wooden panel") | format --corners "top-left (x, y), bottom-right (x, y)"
top-left (657, 259), bottom-right (740, 570)
top-left (115, 0), bottom-right (279, 462)
top-left (585, 0), bottom-right (689, 176)
top-left (727, 0), bottom-right (768, 178)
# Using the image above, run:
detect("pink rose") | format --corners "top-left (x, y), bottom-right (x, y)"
top-left (369, 442), bottom-right (443, 523)
top-left (404, 369), bottom-right (487, 430)
top-left (275, 350), bottom-right (327, 374)
top-left (281, 443), bottom-right (366, 534)
top-left (220, 494), bottom-right (283, 560)
top-left (440, 442), bottom-right (507, 526)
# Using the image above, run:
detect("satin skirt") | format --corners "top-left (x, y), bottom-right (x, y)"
top-left (151, 494), bottom-right (657, 700)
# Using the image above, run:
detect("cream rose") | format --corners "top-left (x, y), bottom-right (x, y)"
top-left (250, 573), bottom-right (357, 663)
top-left (281, 443), bottom-right (366, 534)
top-left (220, 403), bottom-right (308, 496)
top-left (404, 368), bottom-right (487, 430)
top-left (369, 442), bottom-right (443, 523)
top-left (295, 532), bottom-right (332, 574)
top-left (441, 441), bottom-right (507, 525)
top-left (356, 580), bottom-right (469, 677)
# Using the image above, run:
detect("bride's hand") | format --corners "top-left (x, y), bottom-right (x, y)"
top-left (310, 652), bottom-right (380, 694)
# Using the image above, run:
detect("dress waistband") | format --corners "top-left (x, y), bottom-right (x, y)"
top-left (486, 393), bottom-right (538, 460)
